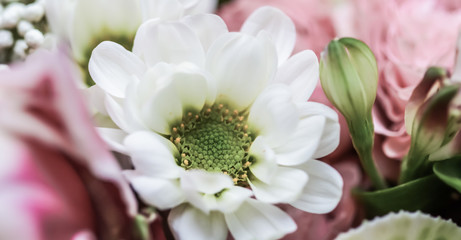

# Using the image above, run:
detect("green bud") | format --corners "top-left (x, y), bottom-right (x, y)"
top-left (320, 38), bottom-right (378, 120)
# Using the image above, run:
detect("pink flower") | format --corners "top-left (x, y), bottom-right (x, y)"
top-left (342, 0), bottom-right (461, 161)
top-left (0, 50), bottom-right (137, 240)
top-left (218, 0), bottom-right (336, 57)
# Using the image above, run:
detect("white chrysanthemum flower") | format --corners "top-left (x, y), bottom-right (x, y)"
top-left (89, 6), bottom-right (343, 240)
top-left (336, 211), bottom-right (461, 240)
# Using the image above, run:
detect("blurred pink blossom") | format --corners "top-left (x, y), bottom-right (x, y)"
top-left (341, 0), bottom-right (461, 163)
top-left (0, 50), bottom-right (137, 240)
top-left (218, 0), bottom-right (336, 57)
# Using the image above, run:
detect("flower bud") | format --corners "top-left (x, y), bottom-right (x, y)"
top-left (410, 84), bottom-right (460, 156)
top-left (320, 37), bottom-right (378, 121)
top-left (405, 67), bottom-right (447, 136)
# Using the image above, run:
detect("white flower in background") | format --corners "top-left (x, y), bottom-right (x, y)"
top-left (0, 0), bottom-right (49, 63)
top-left (45, 0), bottom-right (218, 85)
top-left (335, 211), bottom-right (461, 240)
top-left (89, 6), bottom-right (343, 240)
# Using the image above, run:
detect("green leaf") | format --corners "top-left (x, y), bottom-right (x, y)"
top-left (434, 157), bottom-right (461, 193)
top-left (354, 175), bottom-right (452, 218)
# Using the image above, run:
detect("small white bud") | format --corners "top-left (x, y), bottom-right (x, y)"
top-left (25, 29), bottom-right (44, 48)
top-left (13, 39), bottom-right (28, 60)
top-left (2, 3), bottom-right (25, 28)
top-left (0, 30), bottom-right (13, 48)
top-left (17, 20), bottom-right (33, 36)
top-left (23, 3), bottom-right (45, 22)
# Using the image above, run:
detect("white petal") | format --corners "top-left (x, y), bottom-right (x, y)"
top-left (141, 67), bottom-right (209, 135)
top-left (104, 94), bottom-right (137, 133)
top-left (180, 170), bottom-right (235, 214)
top-left (181, 170), bottom-right (233, 195)
top-left (123, 79), bottom-right (149, 130)
top-left (83, 85), bottom-right (108, 115)
top-left (133, 20), bottom-right (205, 68)
top-left (290, 160), bottom-right (343, 214)
top-left (297, 102), bottom-right (340, 158)
top-left (274, 50), bottom-right (319, 101)
top-left (249, 167), bottom-right (308, 204)
top-left (225, 199), bottom-right (296, 240)
top-left (241, 6), bottom-right (296, 64)
top-left (45, 0), bottom-right (75, 39)
top-left (70, 0), bottom-right (141, 61)
top-left (97, 127), bottom-right (127, 154)
top-left (181, 14), bottom-right (228, 52)
top-left (124, 171), bottom-right (185, 210)
top-left (248, 137), bottom-right (277, 184)
top-left (206, 32), bottom-right (277, 110)
top-left (183, 0), bottom-right (217, 14)
top-left (140, 0), bottom-right (183, 21)
top-left (89, 41), bottom-right (145, 98)
top-left (248, 84), bottom-right (298, 148)
top-left (168, 204), bottom-right (227, 240)
top-left (273, 115), bottom-right (326, 166)
top-left (215, 187), bottom-right (253, 213)
top-left (124, 131), bottom-right (182, 179)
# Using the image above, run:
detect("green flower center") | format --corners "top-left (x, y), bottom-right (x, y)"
top-left (170, 104), bottom-right (254, 185)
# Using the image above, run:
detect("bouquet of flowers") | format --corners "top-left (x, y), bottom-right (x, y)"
top-left (1, 0), bottom-right (461, 239)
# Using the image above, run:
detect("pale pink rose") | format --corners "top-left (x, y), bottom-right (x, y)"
top-left (280, 156), bottom-right (363, 240)
top-left (218, 0), bottom-right (336, 56)
top-left (342, 0), bottom-right (461, 161)
top-left (0, 50), bottom-right (139, 240)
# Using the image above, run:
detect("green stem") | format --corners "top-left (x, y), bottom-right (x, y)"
top-left (399, 148), bottom-right (431, 184)
top-left (348, 113), bottom-right (387, 189)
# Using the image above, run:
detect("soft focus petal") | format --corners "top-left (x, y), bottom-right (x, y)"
top-left (97, 127), bottom-right (128, 154)
top-left (140, 0), bottom-right (183, 21)
top-left (291, 160), bottom-right (343, 214)
top-left (70, 0), bottom-right (141, 61)
top-left (225, 199), bottom-right (297, 240)
top-left (133, 20), bottom-right (205, 68)
top-left (241, 6), bottom-right (296, 64)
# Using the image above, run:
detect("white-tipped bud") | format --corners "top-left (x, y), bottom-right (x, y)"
top-left (24, 29), bottom-right (44, 48)
top-left (0, 30), bottom-right (13, 48)
top-left (17, 20), bottom-right (34, 36)
top-left (23, 3), bottom-right (45, 22)
top-left (13, 39), bottom-right (28, 59)
top-left (2, 3), bottom-right (25, 28)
